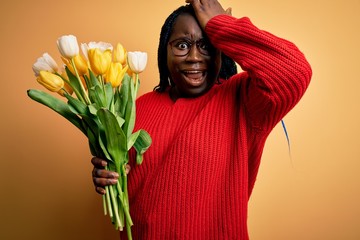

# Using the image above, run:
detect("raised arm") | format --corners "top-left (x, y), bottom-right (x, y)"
top-left (206, 14), bottom-right (312, 130)
top-left (187, 0), bottom-right (312, 131)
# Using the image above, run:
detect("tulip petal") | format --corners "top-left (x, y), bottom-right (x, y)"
top-left (32, 53), bottom-right (58, 76)
top-left (127, 51), bottom-right (147, 74)
top-left (57, 35), bottom-right (79, 59)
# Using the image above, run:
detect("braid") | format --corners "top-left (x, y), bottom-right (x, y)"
top-left (154, 5), bottom-right (237, 92)
top-left (154, 6), bottom-right (193, 92)
top-left (219, 53), bottom-right (237, 81)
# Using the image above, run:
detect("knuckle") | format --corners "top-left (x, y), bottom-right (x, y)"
top-left (92, 176), bottom-right (99, 185)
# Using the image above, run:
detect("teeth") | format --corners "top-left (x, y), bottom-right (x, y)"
top-left (184, 70), bottom-right (202, 74)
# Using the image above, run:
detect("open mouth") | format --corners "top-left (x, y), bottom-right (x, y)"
top-left (182, 70), bottom-right (206, 86)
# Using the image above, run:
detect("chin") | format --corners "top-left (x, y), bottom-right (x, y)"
top-left (184, 83), bottom-right (213, 98)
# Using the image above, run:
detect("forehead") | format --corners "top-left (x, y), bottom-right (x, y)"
top-left (170, 13), bottom-right (204, 40)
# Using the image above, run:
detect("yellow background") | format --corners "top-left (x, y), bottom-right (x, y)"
top-left (1, 0), bottom-right (359, 239)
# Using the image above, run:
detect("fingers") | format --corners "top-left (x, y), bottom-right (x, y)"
top-left (91, 157), bottom-right (131, 195)
top-left (125, 164), bottom-right (131, 175)
top-left (185, 0), bottom-right (228, 29)
top-left (91, 156), bottom-right (107, 168)
top-left (92, 168), bottom-right (119, 195)
top-left (91, 157), bottom-right (119, 195)
top-left (225, 7), bottom-right (232, 16)
top-left (95, 186), bottom-right (106, 195)
top-left (92, 166), bottom-right (119, 179)
top-left (185, 0), bottom-right (200, 4)
top-left (186, 0), bottom-right (201, 9)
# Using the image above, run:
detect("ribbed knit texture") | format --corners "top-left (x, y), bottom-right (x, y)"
top-left (122, 15), bottom-right (312, 239)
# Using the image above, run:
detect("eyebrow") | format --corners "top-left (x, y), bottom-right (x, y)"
top-left (169, 37), bottom-right (206, 42)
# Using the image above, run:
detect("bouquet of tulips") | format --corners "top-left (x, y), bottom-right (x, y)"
top-left (27, 35), bottom-right (151, 239)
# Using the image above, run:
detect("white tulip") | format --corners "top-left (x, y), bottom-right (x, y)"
top-left (57, 35), bottom-right (79, 59)
top-left (88, 41), bottom-right (113, 52)
top-left (32, 53), bottom-right (59, 77)
top-left (80, 43), bottom-right (90, 61)
top-left (127, 51), bottom-right (148, 73)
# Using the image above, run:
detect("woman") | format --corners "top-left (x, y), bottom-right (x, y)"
top-left (92, 0), bottom-right (312, 239)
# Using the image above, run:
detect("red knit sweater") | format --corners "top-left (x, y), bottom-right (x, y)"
top-left (124, 15), bottom-right (312, 239)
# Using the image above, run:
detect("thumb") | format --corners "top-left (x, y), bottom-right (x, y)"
top-left (225, 7), bottom-right (232, 16)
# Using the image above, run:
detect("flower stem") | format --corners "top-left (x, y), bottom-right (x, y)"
top-left (60, 87), bottom-right (70, 96)
top-left (102, 194), bottom-right (107, 215)
top-left (117, 179), bottom-right (133, 223)
top-left (58, 74), bottom-right (86, 103)
top-left (116, 181), bottom-right (133, 239)
top-left (133, 73), bottom-right (139, 99)
top-left (123, 175), bottom-right (133, 240)
top-left (109, 184), bottom-right (123, 230)
top-left (70, 58), bottom-right (91, 104)
top-left (105, 185), bottom-right (113, 218)
top-left (99, 75), bottom-right (108, 107)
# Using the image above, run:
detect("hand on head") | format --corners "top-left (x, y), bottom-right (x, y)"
top-left (185, 0), bottom-right (232, 29)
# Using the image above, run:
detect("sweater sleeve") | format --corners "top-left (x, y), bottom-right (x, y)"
top-left (205, 15), bottom-right (312, 132)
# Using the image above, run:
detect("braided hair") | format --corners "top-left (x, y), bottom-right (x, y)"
top-left (154, 4), bottom-right (237, 92)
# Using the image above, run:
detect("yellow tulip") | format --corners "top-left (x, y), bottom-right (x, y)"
top-left (88, 48), bottom-right (112, 75)
top-left (37, 71), bottom-right (64, 92)
top-left (73, 54), bottom-right (89, 75)
top-left (105, 62), bottom-right (128, 88)
top-left (81, 41), bottom-right (113, 61)
top-left (113, 43), bottom-right (127, 65)
top-left (61, 55), bottom-right (88, 76)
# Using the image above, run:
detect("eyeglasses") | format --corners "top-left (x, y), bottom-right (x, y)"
top-left (168, 38), bottom-right (213, 57)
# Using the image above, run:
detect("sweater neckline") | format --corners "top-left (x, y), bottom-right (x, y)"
top-left (161, 85), bottom-right (219, 108)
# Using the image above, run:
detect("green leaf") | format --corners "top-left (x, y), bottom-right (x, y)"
top-left (65, 94), bottom-right (88, 115)
top-left (83, 74), bottom-right (91, 90)
top-left (112, 88), bottom-right (125, 128)
top-left (81, 114), bottom-right (110, 161)
top-left (98, 131), bottom-right (113, 162)
top-left (122, 77), bottom-right (136, 138)
top-left (127, 131), bottom-right (140, 151)
top-left (132, 130), bottom-right (152, 154)
top-left (89, 85), bottom-right (106, 108)
top-left (116, 115), bottom-right (125, 128)
top-left (88, 69), bottom-right (101, 88)
top-left (27, 89), bottom-right (86, 135)
top-left (88, 104), bottom-right (98, 116)
top-left (113, 87), bottom-right (121, 114)
top-left (80, 114), bottom-right (101, 138)
top-left (136, 154), bottom-right (144, 165)
top-left (104, 83), bottom-right (114, 109)
top-left (87, 127), bottom-right (101, 156)
top-left (132, 130), bottom-right (152, 165)
top-left (65, 67), bottom-right (81, 93)
top-left (81, 115), bottom-right (105, 150)
top-left (97, 108), bottom-right (127, 170)
top-left (118, 74), bottom-right (130, 118)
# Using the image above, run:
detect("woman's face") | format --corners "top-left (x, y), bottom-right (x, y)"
top-left (167, 13), bottom-right (221, 100)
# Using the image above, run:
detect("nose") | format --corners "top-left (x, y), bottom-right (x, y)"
top-left (186, 44), bottom-right (202, 62)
